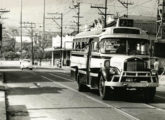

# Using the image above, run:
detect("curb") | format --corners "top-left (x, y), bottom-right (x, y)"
top-left (159, 75), bottom-right (165, 86)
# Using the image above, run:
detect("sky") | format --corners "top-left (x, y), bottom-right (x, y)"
top-left (0, 0), bottom-right (158, 33)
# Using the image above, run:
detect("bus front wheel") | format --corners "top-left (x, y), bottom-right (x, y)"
top-left (99, 76), bottom-right (111, 100)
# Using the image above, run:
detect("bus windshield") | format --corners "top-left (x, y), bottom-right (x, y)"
top-left (98, 38), bottom-right (149, 55)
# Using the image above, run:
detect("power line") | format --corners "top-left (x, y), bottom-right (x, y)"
top-left (63, 9), bottom-right (73, 16)
top-left (71, 2), bottom-right (83, 33)
top-left (91, 0), bottom-right (112, 28)
top-left (46, 12), bottom-right (63, 49)
top-left (80, 0), bottom-right (117, 7)
top-left (117, 0), bottom-right (133, 17)
top-left (117, 0), bottom-right (154, 16)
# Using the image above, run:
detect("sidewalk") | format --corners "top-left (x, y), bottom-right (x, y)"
top-left (159, 75), bottom-right (165, 86)
top-left (0, 73), bottom-right (6, 120)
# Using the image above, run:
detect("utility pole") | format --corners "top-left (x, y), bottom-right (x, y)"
top-left (20, 0), bottom-right (23, 59)
top-left (72, 2), bottom-right (83, 33)
top-left (47, 12), bottom-right (63, 67)
top-left (43, 0), bottom-right (46, 46)
top-left (117, 0), bottom-right (133, 17)
top-left (47, 13), bottom-right (63, 47)
top-left (0, 8), bottom-right (10, 56)
top-left (60, 13), bottom-right (63, 49)
top-left (105, 0), bottom-right (107, 28)
top-left (91, 0), bottom-right (112, 28)
top-left (22, 22), bottom-right (36, 65)
top-left (156, 0), bottom-right (165, 40)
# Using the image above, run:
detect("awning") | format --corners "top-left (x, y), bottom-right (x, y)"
top-left (44, 47), bottom-right (71, 52)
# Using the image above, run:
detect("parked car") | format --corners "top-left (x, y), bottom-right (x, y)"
top-left (20, 59), bottom-right (33, 70)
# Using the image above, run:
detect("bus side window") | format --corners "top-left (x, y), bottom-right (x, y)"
top-left (82, 42), bottom-right (85, 49)
top-left (92, 42), bottom-right (98, 52)
top-left (76, 42), bottom-right (80, 50)
top-left (81, 42), bottom-right (88, 51)
top-left (73, 42), bottom-right (76, 50)
top-left (79, 42), bottom-right (82, 50)
top-left (82, 42), bottom-right (86, 51)
top-left (84, 44), bottom-right (89, 53)
top-left (98, 41), bottom-right (105, 53)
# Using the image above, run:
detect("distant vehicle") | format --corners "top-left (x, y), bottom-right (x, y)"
top-left (20, 59), bottom-right (33, 70)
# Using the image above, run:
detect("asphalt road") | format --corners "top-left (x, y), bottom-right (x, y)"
top-left (3, 68), bottom-right (165, 120)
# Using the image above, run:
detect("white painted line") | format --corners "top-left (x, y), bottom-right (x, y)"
top-left (143, 104), bottom-right (155, 109)
top-left (42, 75), bottom-right (76, 91)
top-left (142, 95), bottom-right (165, 112)
top-left (144, 103), bottom-right (165, 112)
top-left (54, 72), bottom-right (70, 77)
top-left (155, 95), bottom-right (165, 100)
top-left (41, 75), bottom-right (140, 120)
top-left (48, 73), bottom-right (73, 82)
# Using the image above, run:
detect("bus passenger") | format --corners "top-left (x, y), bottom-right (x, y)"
top-left (154, 58), bottom-right (159, 72)
top-left (116, 42), bottom-right (126, 54)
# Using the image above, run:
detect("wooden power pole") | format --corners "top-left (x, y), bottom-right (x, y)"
top-left (91, 0), bottom-right (112, 28)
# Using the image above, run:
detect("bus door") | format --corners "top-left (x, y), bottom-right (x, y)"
top-left (86, 38), bottom-right (93, 85)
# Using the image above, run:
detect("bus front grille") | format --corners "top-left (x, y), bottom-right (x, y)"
top-left (124, 58), bottom-right (145, 71)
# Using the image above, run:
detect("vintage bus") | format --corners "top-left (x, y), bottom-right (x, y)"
top-left (70, 18), bottom-right (159, 102)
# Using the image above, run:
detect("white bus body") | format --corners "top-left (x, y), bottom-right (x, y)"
top-left (70, 18), bottom-right (158, 102)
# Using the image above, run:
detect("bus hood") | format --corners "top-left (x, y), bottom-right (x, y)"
top-left (110, 55), bottom-right (145, 72)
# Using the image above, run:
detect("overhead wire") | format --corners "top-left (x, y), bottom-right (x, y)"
top-left (117, 0), bottom-right (155, 16)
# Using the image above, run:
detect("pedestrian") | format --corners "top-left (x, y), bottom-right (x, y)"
top-left (154, 58), bottom-right (159, 72)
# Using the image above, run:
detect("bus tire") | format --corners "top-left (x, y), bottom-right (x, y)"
top-left (77, 74), bottom-right (87, 92)
top-left (99, 75), bottom-right (111, 100)
top-left (143, 87), bottom-right (156, 103)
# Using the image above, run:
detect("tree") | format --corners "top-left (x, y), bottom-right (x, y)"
top-left (3, 51), bottom-right (18, 60)
top-left (33, 39), bottom-right (49, 65)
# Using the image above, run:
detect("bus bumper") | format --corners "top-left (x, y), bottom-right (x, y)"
top-left (105, 81), bottom-right (159, 88)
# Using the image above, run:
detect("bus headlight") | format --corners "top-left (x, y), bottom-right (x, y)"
top-left (151, 69), bottom-right (157, 76)
top-left (104, 60), bottom-right (110, 68)
top-left (110, 67), bottom-right (120, 75)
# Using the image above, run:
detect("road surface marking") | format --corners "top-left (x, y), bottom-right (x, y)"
top-left (41, 75), bottom-right (140, 120)
top-left (48, 73), bottom-right (73, 82)
top-left (51, 72), bottom-right (70, 77)
top-left (155, 95), bottom-right (165, 100)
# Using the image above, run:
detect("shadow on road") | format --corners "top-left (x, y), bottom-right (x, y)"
top-left (7, 86), bottom-right (66, 95)
top-left (4, 71), bottom-right (72, 83)
top-left (4, 71), bottom-right (47, 83)
top-left (89, 89), bottom-right (165, 103)
top-left (7, 105), bottom-right (31, 120)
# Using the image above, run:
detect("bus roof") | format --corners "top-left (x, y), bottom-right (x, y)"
top-left (74, 26), bottom-right (148, 40)
top-left (74, 29), bottom-right (102, 39)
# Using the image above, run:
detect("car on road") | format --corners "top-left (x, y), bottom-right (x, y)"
top-left (20, 59), bottom-right (33, 70)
